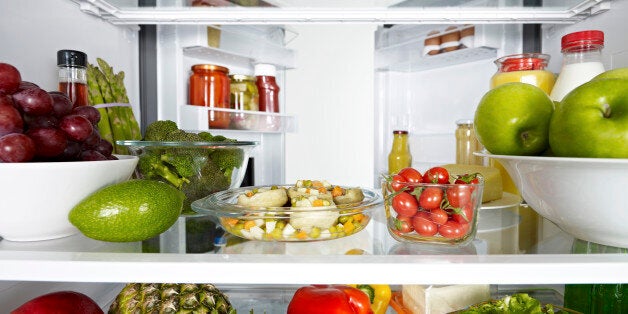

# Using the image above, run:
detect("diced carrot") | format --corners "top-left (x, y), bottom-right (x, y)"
top-left (331, 186), bottom-right (344, 197)
top-left (223, 218), bottom-right (239, 227)
top-left (312, 181), bottom-right (323, 188)
top-left (245, 191), bottom-right (254, 197)
top-left (344, 221), bottom-right (355, 233)
top-left (312, 199), bottom-right (325, 207)
top-left (353, 213), bottom-right (365, 222)
top-left (243, 220), bottom-right (256, 230)
top-left (296, 230), bottom-right (308, 239)
top-left (318, 187), bottom-right (327, 194)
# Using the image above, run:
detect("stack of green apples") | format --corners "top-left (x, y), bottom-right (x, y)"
top-left (474, 68), bottom-right (628, 158)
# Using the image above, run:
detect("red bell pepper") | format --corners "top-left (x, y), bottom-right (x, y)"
top-left (287, 284), bottom-right (374, 314)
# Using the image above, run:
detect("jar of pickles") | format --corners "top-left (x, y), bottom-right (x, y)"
top-left (189, 64), bottom-right (230, 129)
top-left (230, 74), bottom-right (259, 130)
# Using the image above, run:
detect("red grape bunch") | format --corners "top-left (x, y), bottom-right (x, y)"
top-left (0, 62), bottom-right (115, 162)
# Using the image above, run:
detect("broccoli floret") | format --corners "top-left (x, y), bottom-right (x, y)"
top-left (137, 151), bottom-right (190, 188)
top-left (210, 148), bottom-right (245, 183)
top-left (160, 154), bottom-right (198, 178)
top-left (198, 131), bottom-right (215, 141)
top-left (180, 159), bottom-right (230, 214)
top-left (144, 120), bottom-right (178, 141)
top-left (160, 130), bottom-right (209, 178)
top-left (164, 129), bottom-right (203, 142)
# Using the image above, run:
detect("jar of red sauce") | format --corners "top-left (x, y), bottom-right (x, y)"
top-left (188, 64), bottom-right (230, 129)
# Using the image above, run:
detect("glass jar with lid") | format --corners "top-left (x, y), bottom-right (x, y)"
top-left (490, 53), bottom-right (556, 94)
top-left (230, 74), bottom-right (259, 130)
top-left (455, 119), bottom-right (484, 166)
top-left (188, 64), bottom-right (231, 129)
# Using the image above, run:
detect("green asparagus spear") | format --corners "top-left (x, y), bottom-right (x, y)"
top-left (114, 71), bottom-right (142, 140)
top-left (86, 64), bottom-right (114, 145)
top-left (96, 58), bottom-right (138, 144)
top-left (91, 64), bottom-right (128, 154)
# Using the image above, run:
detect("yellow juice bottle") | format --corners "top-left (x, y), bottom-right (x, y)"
top-left (388, 130), bottom-right (412, 175)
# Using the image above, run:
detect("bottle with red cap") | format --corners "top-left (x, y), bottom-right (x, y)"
top-left (549, 30), bottom-right (605, 102)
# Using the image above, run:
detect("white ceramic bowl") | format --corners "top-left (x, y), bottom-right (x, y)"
top-left (477, 152), bottom-right (628, 248)
top-left (0, 155), bottom-right (138, 242)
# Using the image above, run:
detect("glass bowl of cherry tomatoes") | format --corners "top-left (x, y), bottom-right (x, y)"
top-left (381, 166), bottom-right (484, 246)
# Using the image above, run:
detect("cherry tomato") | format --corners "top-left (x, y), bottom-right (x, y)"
top-left (422, 166), bottom-right (450, 184)
top-left (398, 167), bottom-right (423, 184)
top-left (446, 184), bottom-right (472, 208)
top-left (454, 173), bottom-right (480, 185)
top-left (454, 173), bottom-right (481, 193)
top-left (453, 203), bottom-right (474, 224)
top-left (412, 215), bottom-right (438, 237)
top-left (438, 221), bottom-right (467, 239)
top-left (390, 174), bottom-right (408, 192)
top-left (418, 187), bottom-right (443, 210)
top-left (429, 208), bottom-right (449, 225)
top-left (392, 191), bottom-right (419, 217)
top-left (394, 216), bottom-right (414, 233)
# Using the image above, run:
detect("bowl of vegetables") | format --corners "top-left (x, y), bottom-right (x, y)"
top-left (382, 166), bottom-right (484, 246)
top-left (476, 152), bottom-right (628, 248)
top-left (191, 180), bottom-right (382, 242)
top-left (117, 120), bottom-right (258, 215)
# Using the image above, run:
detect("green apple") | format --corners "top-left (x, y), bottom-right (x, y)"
top-left (549, 78), bottom-right (628, 158)
top-left (474, 82), bottom-right (553, 155)
top-left (592, 67), bottom-right (628, 81)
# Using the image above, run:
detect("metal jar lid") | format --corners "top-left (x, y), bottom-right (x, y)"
top-left (57, 50), bottom-right (87, 67)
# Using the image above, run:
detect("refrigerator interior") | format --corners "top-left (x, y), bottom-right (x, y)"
top-left (2, 0), bottom-right (628, 312)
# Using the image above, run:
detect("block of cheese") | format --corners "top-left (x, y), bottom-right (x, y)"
top-left (442, 164), bottom-right (503, 203)
top-left (402, 284), bottom-right (490, 314)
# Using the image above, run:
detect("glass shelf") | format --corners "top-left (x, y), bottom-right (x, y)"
top-left (377, 46), bottom-right (497, 72)
top-left (75, 0), bottom-right (610, 25)
top-left (183, 45), bottom-right (296, 70)
top-left (2, 206), bottom-right (628, 285)
top-left (177, 105), bottom-right (298, 133)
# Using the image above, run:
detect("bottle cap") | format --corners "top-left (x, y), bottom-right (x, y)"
top-left (57, 50), bottom-right (87, 67)
top-left (561, 30), bottom-right (604, 52)
top-left (254, 63), bottom-right (277, 77)
top-left (191, 64), bottom-right (229, 73)
top-left (393, 130), bottom-right (408, 135)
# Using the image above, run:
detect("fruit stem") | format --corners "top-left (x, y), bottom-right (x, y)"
top-left (603, 103), bottom-right (612, 118)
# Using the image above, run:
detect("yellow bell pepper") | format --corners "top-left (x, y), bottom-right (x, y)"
top-left (349, 284), bottom-right (392, 314)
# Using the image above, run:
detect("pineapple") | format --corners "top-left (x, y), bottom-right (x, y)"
top-left (108, 283), bottom-right (237, 314)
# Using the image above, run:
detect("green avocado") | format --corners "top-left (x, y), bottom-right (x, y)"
top-left (69, 179), bottom-right (185, 242)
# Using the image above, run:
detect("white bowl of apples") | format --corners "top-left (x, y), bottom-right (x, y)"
top-left (477, 152), bottom-right (628, 248)
top-left (0, 62), bottom-right (137, 241)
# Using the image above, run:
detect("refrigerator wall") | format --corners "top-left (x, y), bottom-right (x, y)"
top-left (542, 0), bottom-right (628, 72)
top-left (0, 0), bottom-right (140, 118)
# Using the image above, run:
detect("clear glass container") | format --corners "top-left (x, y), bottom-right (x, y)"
top-left (388, 130), bottom-right (412, 175)
top-left (57, 49), bottom-right (88, 108)
top-left (189, 64), bottom-right (231, 129)
top-left (230, 74), bottom-right (259, 130)
top-left (192, 185), bottom-right (382, 242)
top-left (455, 119), bottom-right (484, 166)
top-left (490, 53), bottom-right (556, 94)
